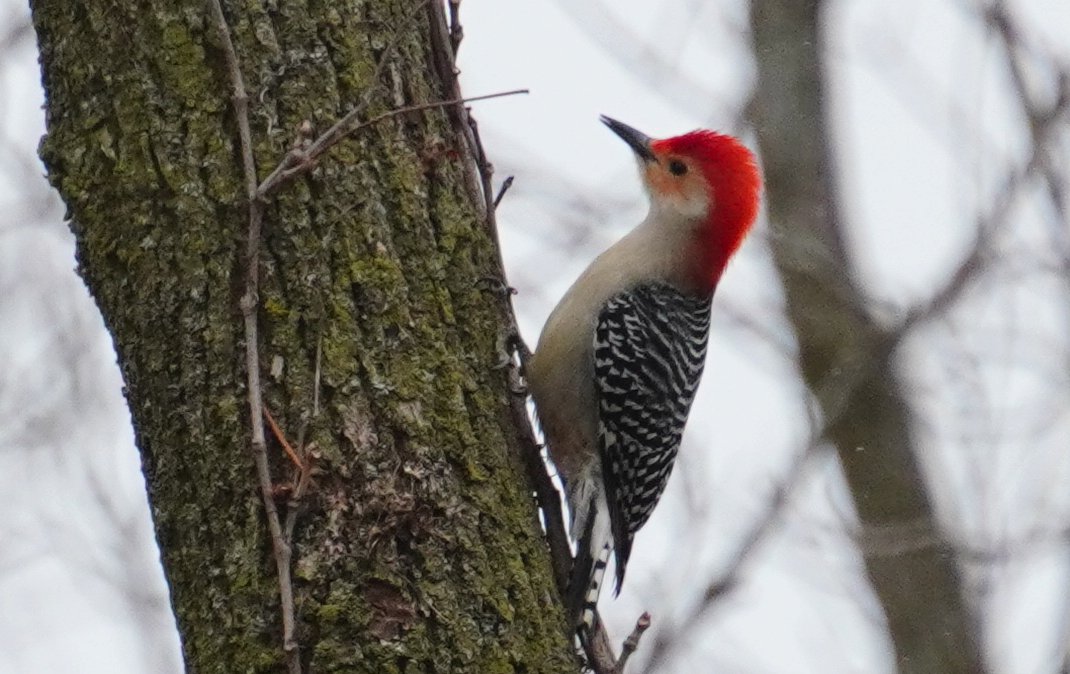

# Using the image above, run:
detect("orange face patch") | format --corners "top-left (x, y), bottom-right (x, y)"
top-left (642, 154), bottom-right (711, 218)
top-left (644, 159), bottom-right (685, 197)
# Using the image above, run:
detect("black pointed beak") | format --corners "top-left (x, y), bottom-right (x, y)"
top-left (600, 115), bottom-right (656, 163)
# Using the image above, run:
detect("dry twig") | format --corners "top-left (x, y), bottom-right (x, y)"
top-left (985, 2), bottom-right (1070, 234)
top-left (494, 175), bottom-right (515, 209)
top-left (448, 0), bottom-right (463, 54)
top-left (424, 6), bottom-right (658, 672)
top-left (250, 0), bottom-right (427, 199)
top-left (263, 405), bottom-right (303, 470)
top-left (464, 115), bottom-right (574, 589)
top-left (208, 1), bottom-right (475, 671)
top-left (643, 443), bottom-right (820, 672)
top-left (257, 89), bottom-right (527, 200)
top-left (616, 612), bottom-right (652, 673)
top-left (205, 0), bottom-right (300, 672)
top-left (422, 3), bottom-right (625, 668)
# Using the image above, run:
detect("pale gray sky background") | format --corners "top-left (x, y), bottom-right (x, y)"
top-left (1, 1), bottom-right (1069, 672)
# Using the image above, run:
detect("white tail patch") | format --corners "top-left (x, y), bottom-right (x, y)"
top-left (578, 541), bottom-right (613, 634)
top-left (568, 476), bottom-right (612, 641)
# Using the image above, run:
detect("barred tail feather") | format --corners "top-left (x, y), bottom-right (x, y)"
top-left (579, 541), bottom-right (612, 634)
top-left (567, 480), bottom-right (612, 638)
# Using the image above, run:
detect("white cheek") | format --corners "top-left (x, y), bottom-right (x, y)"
top-left (654, 188), bottom-right (710, 221)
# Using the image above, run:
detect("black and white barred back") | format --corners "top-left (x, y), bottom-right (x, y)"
top-left (595, 281), bottom-right (711, 585)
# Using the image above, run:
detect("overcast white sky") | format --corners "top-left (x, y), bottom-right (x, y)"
top-left (2, 0), bottom-right (1069, 672)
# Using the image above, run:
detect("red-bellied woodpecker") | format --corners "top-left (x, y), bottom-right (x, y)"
top-left (527, 116), bottom-right (761, 636)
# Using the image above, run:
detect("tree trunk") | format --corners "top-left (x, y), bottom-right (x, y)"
top-left (749, 1), bottom-right (985, 672)
top-left (31, 0), bottom-right (572, 672)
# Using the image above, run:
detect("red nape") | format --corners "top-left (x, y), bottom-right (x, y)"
top-left (652, 130), bottom-right (762, 289)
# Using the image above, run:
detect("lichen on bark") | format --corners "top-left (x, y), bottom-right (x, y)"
top-left (31, 0), bottom-right (572, 671)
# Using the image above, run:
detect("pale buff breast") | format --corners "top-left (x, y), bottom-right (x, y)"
top-left (527, 216), bottom-right (698, 486)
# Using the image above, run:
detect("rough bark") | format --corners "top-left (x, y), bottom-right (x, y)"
top-left (31, 0), bottom-right (572, 672)
top-left (749, 1), bottom-right (985, 672)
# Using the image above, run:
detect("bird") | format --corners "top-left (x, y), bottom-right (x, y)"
top-left (525, 116), bottom-right (761, 637)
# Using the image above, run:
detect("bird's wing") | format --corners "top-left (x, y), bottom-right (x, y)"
top-left (593, 281), bottom-right (712, 592)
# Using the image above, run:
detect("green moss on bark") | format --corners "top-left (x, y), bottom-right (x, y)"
top-left (32, 0), bottom-right (571, 671)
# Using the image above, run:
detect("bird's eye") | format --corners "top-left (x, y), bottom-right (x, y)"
top-left (668, 160), bottom-right (688, 176)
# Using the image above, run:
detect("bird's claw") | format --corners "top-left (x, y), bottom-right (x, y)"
top-left (477, 276), bottom-right (518, 296)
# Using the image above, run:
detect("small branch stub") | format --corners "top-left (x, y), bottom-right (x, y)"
top-left (493, 175), bottom-right (514, 209)
top-left (616, 612), bottom-right (652, 672)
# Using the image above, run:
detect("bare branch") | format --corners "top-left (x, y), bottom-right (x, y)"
top-left (494, 175), bottom-right (515, 209)
top-left (585, 620), bottom-right (622, 673)
top-left (448, 0), bottom-right (463, 54)
top-left (643, 444), bottom-right (820, 672)
top-left (616, 612), bottom-right (652, 672)
top-left (550, 0), bottom-right (741, 126)
top-left (263, 405), bottom-right (302, 470)
top-left (250, 0), bottom-right (427, 197)
top-left (257, 89), bottom-right (526, 199)
top-left (205, 0), bottom-right (300, 671)
top-left (464, 115), bottom-right (573, 591)
top-left (984, 2), bottom-right (1070, 235)
top-left (0, 16), bottom-right (33, 54)
top-left (888, 106), bottom-right (1060, 351)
